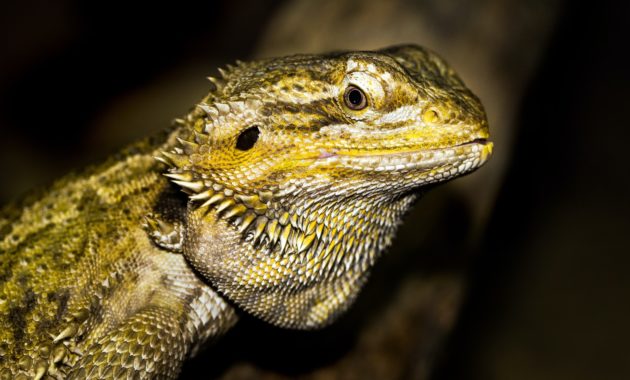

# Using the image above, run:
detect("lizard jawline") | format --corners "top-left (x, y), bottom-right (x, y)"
top-left (313, 139), bottom-right (493, 173)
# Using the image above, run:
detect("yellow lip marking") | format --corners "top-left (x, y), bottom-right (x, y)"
top-left (481, 141), bottom-right (494, 162)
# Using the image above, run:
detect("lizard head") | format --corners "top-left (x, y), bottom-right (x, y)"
top-left (160, 45), bottom-right (492, 329)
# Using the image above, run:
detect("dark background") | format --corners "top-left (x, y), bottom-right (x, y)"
top-left (1, 0), bottom-right (629, 379)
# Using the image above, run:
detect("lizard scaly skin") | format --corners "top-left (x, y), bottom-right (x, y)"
top-left (0, 45), bottom-right (492, 379)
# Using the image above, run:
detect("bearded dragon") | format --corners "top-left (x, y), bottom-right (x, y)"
top-left (0, 45), bottom-right (492, 379)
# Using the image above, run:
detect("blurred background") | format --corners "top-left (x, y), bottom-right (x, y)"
top-left (1, 0), bottom-right (629, 379)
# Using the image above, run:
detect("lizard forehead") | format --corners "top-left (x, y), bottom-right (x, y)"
top-left (218, 47), bottom-right (427, 99)
top-left (216, 45), bottom-right (474, 124)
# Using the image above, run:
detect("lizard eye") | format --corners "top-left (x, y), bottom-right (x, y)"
top-left (343, 85), bottom-right (368, 110)
top-left (236, 126), bottom-right (260, 151)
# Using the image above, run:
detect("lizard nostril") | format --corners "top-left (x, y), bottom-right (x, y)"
top-left (422, 108), bottom-right (441, 124)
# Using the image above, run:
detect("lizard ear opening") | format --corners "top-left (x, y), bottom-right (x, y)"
top-left (236, 126), bottom-right (260, 151)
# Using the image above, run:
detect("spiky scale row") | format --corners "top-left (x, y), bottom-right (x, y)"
top-left (176, 138), bottom-right (199, 155)
top-left (156, 140), bottom-right (321, 259)
top-left (237, 212), bottom-right (257, 233)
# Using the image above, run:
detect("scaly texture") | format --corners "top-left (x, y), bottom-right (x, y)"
top-left (0, 45), bottom-right (492, 378)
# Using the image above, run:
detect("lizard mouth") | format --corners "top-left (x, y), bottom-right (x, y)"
top-left (314, 137), bottom-right (493, 173)
top-left (463, 138), bottom-right (489, 146)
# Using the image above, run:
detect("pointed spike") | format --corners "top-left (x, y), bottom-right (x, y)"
top-left (176, 137), bottom-right (199, 155)
top-left (305, 239), bottom-right (320, 263)
top-left (297, 233), bottom-right (316, 253)
top-left (346, 234), bottom-right (356, 250)
top-left (315, 223), bottom-right (325, 240)
top-left (193, 130), bottom-right (209, 144)
top-left (321, 241), bottom-right (336, 260)
top-left (266, 219), bottom-right (279, 245)
top-left (247, 217), bottom-right (266, 244)
top-left (305, 220), bottom-right (317, 236)
top-left (330, 228), bottom-right (342, 245)
top-left (278, 212), bottom-right (290, 226)
top-left (206, 76), bottom-right (224, 91)
top-left (33, 360), bottom-right (46, 380)
top-left (290, 213), bottom-right (299, 228)
top-left (310, 261), bottom-right (322, 276)
top-left (292, 233), bottom-right (315, 253)
top-left (53, 325), bottom-right (78, 343)
top-left (252, 217), bottom-right (268, 243)
top-left (279, 224), bottom-right (292, 253)
top-left (70, 307), bottom-right (90, 322)
top-left (160, 151), bottom-right (178, 164)
top-left (173, 118), bottom-right (186, 126)
top-left (316, 211), bottom-right (325, 224)
top-left (164, 172), bottom-right (193, 182)
top-left (310, 239), bottom-right (324, 260)
top-left (321, 251), bottom-right (333, 274)
top-left (154, 155), bottom-right (171, 166)
top-left (52, 345), bottom-right (67, 364)
top-left (67, 345), bottom-right (84, 357)
top-left (235, 194), bottom-right (258, 208)
top-left (160, 151), bottom-right (187, 167)
top-left (238, 212), bottom-right (257, 232)
top-left (215, 199), bottom-right (236, 214)
top-left (333, 244), bottom-right (345, 265)
top-left (172, 180), bottom-right (204, 193)
top-left (190, 189), bottom-right (214, 201)
top-left (223, 204), bottom-right (247, 219)
top-left (201, 193), bottom-right (224, 208)
top-left (142, 215), bottom-right (157, 230)
top-left (218, 67), bottom-right (229, 78)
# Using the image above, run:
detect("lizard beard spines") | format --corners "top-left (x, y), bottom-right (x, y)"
top-left (163, 169), bottom-right (350, 279)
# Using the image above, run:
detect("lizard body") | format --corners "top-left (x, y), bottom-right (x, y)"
top-left (0, 45), bottom-right (492, 378)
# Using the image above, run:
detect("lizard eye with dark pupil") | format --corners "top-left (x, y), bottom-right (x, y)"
top-left (236, 126), bottom-right (260, 151)
top-left (343, 85), bottom-right (367, 110)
